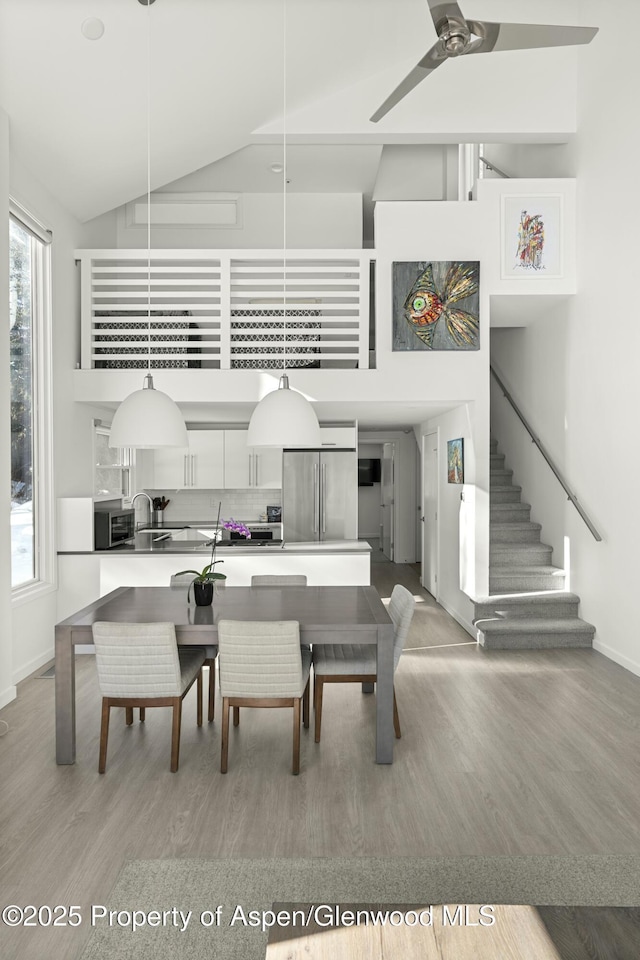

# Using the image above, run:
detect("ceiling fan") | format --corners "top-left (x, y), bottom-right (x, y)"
top-left (370, 0), bottom-right (598, 122)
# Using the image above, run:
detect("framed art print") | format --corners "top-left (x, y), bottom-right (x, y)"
top-left (501, 195), bottom-right (563, 279)
top-left (392, 261), bottom-right (480, 351)
top-left (447, 438), bottom-right (464, 484)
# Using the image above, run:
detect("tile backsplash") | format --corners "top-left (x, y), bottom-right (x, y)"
top-left (142, 489), bottom-right (281, 523)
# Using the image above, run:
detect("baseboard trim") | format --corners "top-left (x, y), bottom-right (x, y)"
top-left (593, 638), bottom-right (640, 678)
top-left (12, 649), bottom-right (54, 686)
top-left (0, 685), bottom-right (17, 710)
top-left (437, 598), bottom-right (476, 639)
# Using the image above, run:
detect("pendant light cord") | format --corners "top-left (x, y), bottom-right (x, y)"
top-left (146, 0), bottom-right (152, 372)
top-left (282, 0), bottom-right (287, 375)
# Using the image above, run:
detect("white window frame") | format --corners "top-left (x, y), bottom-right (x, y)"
top-left (93, 420), bottom-right (133, 501)
top-left (10, 200), bottom-right (55, 605)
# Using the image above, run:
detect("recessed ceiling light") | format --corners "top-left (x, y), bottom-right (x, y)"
top-left (270, 162), bottom-right (284, 174)
top-left (81, 17), bottom-right (105, 40)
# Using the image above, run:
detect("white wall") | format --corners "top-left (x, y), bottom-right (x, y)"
top-left (8, 157), bottom-right (109, 685)
top-left (0, 108), bottom-right (15, 708)
top-left (559, 0), bottom-right (639, 675)
top-left (107, 192), bottom-right (363, 249)
top-left (357, 442), bottom-right (383, 538)
top-left (375, 200), bottom-right (491, 598)
top-left (359, 432), bottom-right (417, 563)
top-left (417, 403), bottom-right (480, 635)
top-left (490, 317), bottom-right (570, 570)
top-left (488, 0), bottom-right (640, 677)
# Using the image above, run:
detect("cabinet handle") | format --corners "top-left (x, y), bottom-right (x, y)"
top-left (321, 462), bottom-right (327, 534)
top-left (191, 454), bottom-right (196, 487)
top-left (248, 454), bottom-right (253, 487)
top-left (255, 454), bottom-right (259, 487)
top-left (184, 455), bottom-right (188, 487)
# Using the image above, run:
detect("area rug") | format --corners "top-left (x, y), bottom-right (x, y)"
top-left (79, 856), bottom-right (640, 960)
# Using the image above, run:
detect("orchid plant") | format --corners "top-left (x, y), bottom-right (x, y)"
top-left (174, 506), bottom-right (251, 592)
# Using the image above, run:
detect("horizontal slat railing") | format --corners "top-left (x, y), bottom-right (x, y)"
top-left (77, 249), bottom-right (373, 371)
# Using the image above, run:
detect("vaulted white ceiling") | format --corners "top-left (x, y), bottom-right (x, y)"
top-left (0, 0), bottom-right (588, 221)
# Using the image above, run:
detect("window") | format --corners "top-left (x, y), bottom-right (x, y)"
top-left (94, 423), bottom-right (132, 499)
top-left (9, 203), bottom-right (53, 594)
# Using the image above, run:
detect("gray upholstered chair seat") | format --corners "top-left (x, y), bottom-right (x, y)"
top-left (312, 644), bottom-right (376, 675)
top-left (179, 647), bottom-right (209, 687)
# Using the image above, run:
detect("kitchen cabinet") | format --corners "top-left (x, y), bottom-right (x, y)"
top-left (152, 430), bottom-right (224, 490)
top-left (224, 430), bottom-right (282, 489)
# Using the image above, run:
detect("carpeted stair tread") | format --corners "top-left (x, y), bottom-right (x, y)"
top-left (476, 616), bottom-right (595, 635)
top-left (474, 592), bottom-right (581, 620)
top-left (490, 521), bottom-right (543, 543)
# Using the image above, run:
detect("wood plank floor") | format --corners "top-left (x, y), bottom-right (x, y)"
top-left (1, 560), bottom-right (639, 959)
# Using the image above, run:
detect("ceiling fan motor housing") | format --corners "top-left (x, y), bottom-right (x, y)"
top-left (437, 15), bottom-right (471, 56)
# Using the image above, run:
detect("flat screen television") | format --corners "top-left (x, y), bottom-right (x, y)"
top-left (358, 457), bottom-right (381, 486)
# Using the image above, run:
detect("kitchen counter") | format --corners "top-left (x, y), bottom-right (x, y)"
top-left (57, 538), bottom-right (372, 624)
top-left (59, 535), bottom-right (370, 556)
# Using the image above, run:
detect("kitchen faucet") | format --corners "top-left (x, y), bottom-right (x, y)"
top-left (130, 491), bottom-right (153, 525)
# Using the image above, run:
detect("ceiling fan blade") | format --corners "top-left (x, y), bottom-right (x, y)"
top-left (370, 45), bottom-right (445, 123)
top-left (465, 20), bottom-right (598, 55)
top-left (425, 0), bottom-right (465, 30)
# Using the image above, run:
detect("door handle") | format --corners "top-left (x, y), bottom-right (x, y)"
top-left (313, 463), bottom-right (319, 534)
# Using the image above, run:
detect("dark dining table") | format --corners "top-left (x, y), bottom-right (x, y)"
top-left (55, 584), bottom-right (396, 765)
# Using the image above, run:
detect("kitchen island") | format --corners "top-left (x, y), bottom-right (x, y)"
top-left (57, 537), bottom-right (372, 624)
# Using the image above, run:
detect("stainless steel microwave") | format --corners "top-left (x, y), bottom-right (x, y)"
top-left (94, 508), bottom-right (135, 550)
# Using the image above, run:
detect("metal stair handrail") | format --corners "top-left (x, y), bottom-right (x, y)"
top-left (490, 365), bottom-right (602, 542)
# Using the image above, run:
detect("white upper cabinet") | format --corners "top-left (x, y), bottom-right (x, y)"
top-left (152, 431), bottom-right (224, 490)
top-left (224, 430), bottom-right (282, 489)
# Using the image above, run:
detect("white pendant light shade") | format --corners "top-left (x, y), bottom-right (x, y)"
top-left (247, 375), bottom-right (321, 448)
top-left (109, 374), bottom-right (188, 448)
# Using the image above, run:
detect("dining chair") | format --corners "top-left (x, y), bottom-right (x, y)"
top-left (312, 583), bottom-right (415, 743)
top-left (217, 619), bottom-right (311, 775)
top-left (92, 621), bottom-right (206, 773)
top-left (170, 573), bottom-right (218, 721)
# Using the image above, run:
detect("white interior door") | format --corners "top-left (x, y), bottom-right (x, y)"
top-left (422, 432), bottom-right (438, 596)
top-left (381, 442), bottom-right (395, 561)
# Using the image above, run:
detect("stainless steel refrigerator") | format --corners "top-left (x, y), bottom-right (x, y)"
top-left (282, 449), bottom-right (358, 542)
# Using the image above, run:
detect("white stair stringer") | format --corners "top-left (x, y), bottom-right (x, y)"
top-left (474, 438), bottom-right (595, 650)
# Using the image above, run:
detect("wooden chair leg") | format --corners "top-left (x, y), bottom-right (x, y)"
top-left (170, 698), bottom-right (182, 772)
top-left (196, 670), bottom-right (203, 727)
top-left (221, 697), bottom-right (230, 774)
top-left (139, 708), bottom-right (145, 722)
top-left (393, 687), bottom-right (401, 739)
top-left (314, 676), bottom-right (324, 743)
top-left (98, 699), bottom-right (111, 774)
top-left (292, 698), bottom-right (301, 775)
top-left (233, 705), bottom-right (240, 727)
top-left (302, 679), bottom-right (310, 729)
top-left (125, 707), bottom-right (133, 726)
top-left (207, 659), bottom-right (215, 722)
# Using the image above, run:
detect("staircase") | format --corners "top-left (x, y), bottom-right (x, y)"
top-left (473, 438), bottom-right (595, 650)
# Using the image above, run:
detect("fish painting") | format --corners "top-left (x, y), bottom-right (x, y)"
top-left (515, 210), bottom-right (545, 270)
top-left (393, 261), bottom-right (480, 351)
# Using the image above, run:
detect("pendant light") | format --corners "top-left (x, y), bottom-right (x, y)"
top-left (110, 0), bottom-right (187, 449)
top-left (247, 0), bottom-right (321, 449)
